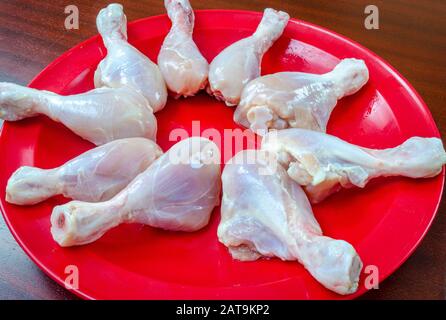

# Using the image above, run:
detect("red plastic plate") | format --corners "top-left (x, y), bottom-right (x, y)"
top-left (0, 10), bottom-right (443, 299)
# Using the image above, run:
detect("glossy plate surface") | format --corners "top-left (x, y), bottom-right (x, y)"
top-left (0, 10), bottom-right (443, 299)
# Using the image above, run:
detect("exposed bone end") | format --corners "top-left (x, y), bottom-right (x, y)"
top-left (255, 8), bottom-right (290, 42)
top-left (381, 136), bottom-right (446, 178)
top-left (6, 166), bottom-right (59, 205)
top-left (51, 201), bottom-right (120, 247)
top-left (329, 58), bottom-right (369, 98)
top-left (303, 237), bottom-right (363, 295)
top-left (0, 82), bottom-right (42, 121)
top-left (263, 8), bottom-right (290, 24)
top-left (96, 3), bottom-right (127, 40)
top-left (51, 205), bottom-right (78, 247)
top-left (165, 0), bottom-right (193, 20)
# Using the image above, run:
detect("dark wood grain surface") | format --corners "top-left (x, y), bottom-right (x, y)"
top-left (0, 0), bottom-right (445, 300)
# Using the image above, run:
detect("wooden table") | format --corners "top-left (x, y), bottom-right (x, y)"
top-left (0, 0), bottom-right (444, 300)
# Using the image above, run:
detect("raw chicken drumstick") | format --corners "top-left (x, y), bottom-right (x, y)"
top-left (207, 8), bottom-right (289, 106)
top-left (6, 138), bottom-right (162, 205)
top-left (234, 58), bottom-right (369, 134)
top-left (218, 149), bottom-right (362, 295)
top-left (95, 3), bottom-right (168, 112)
top-left (51, 137), bottom-right (221, 247)
top-left (0, 83), bottom-right (157, 145)
top-left (262, 128), bottom-right (446, 203)
top-left (158, 0), bottom-right (209, 97)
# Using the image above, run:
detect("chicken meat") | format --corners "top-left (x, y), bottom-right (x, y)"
top-left (51, 137), bottom-right (221, 246)
top-left (95, 3), bottom-right (168, 112)
top-left (218, 149), bottom-right (362, 295)
top-left (0, 82), bottom-right (157, 145)
top-left (262, 128), bottom-right (446, 203)
top-left (207, 8), bottom-right (289, 106)
top-left (6, 138), bottom-right (162, 205)
top-left (158, 0), bottom-right (209, 97)
top-left (234, 58), bottom-right (369, 134)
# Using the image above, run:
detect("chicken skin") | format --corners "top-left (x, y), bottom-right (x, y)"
top-left (158, 0), bottom-right (209, 97)
top-left (262, 129), bottom-right (446, 202)
top-left (207, 8), bottom-right (289, 106)
top-left (235, 58), bottom-right (369, 134)
top-left (6, 138), bottom-right (162, 205)
top-left (218, 149), bottom-right (362, 295)
top-left (0, 83), bottom-right (157, 145)
top-left (95, 3), bottom-right (168, 112)
top-left (51, 137), bottom-right (221, 247)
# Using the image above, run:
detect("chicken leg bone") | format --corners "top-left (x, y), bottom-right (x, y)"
top-left (51, 137), bottom-right (221, 247)
top-left (235, 58), bottom-right (369, 134)
top-left (218, 149), bottom-right (362, 295)
top-left (262, 128), bottom-right (446, 203)
top-left (95, 3), bottom-right (168, 112)
top-left (158, 0), bottom-right (209, 98)
top-left (6, 138), bottom-right (162, 205)
top-left (207, 8), bottom-right (289, 106)
top-left (0, 82), bottom-right (157, 145)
